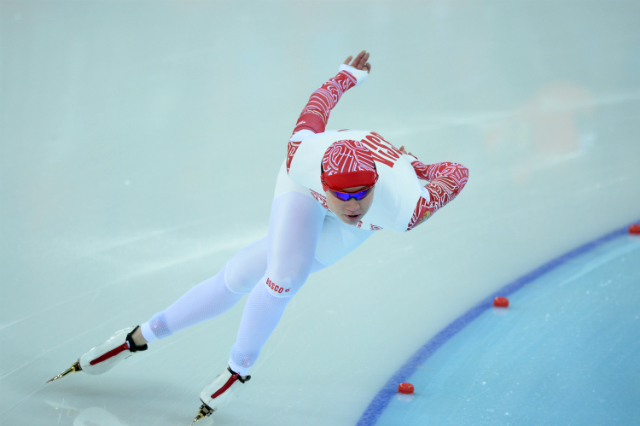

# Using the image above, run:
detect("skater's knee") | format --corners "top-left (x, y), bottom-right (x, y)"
top-left (224, 262), bottom-right (263, 294)
top-left (225, 241), bottom-right (268, 294)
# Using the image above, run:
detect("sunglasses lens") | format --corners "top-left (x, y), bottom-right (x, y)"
top-left (334, 188), bottom-right (370, 201)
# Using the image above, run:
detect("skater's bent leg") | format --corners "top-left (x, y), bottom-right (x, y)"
top-left (266, 192), bottom-right (326, 295)
top-left (228, 192), bottom-right (326, 374)
top-left (229, 283), bottom-right (291, 375)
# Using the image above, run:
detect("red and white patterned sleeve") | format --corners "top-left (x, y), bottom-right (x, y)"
top-left (406, 160), bottom-right (469, 231)
top-left (286, 70), bottom-right (358, 173)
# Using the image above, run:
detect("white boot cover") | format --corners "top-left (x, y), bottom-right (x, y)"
top-left (199, 367), bottom-right (250, 411)
top-left (79, 327), bottom-right (144, 375)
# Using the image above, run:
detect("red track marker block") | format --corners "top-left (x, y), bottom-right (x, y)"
top-left (398, 383), bottom-right (414, 394)
top-left (629, 224), bottom-right (640, 235)
top-left (493, 296), bottom-right (509, 308)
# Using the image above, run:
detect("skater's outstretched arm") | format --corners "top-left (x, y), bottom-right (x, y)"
top-left (286, 51), bottom-right (371, 172)
top-left (292, 50), bottom-right (371, 135)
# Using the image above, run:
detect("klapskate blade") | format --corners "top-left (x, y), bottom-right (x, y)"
top-left (46, 361), bottom-right (81, 383)
top-left (190, 403), bottom-right (214, 425)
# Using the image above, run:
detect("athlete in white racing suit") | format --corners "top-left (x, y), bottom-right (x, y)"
top-left (48, 51), bottom-right (469, 424)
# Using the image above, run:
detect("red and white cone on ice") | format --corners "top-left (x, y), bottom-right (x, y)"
top-left (46, 326), bottom-right (147, 383)
top-left (191, 366), bottom-right (251, 425)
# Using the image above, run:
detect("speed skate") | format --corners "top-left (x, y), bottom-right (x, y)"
top-left (46, 326), bottom-right (148, 383)
top-left (190, 366), bottom-right (251, 425)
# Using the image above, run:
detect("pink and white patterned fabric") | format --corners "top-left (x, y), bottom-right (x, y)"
top-left (286, 68), bottom-right (469, 232)
top-left (286, 70), bottom-right (357, 173)
top-left (320, 140), bottom-right (378, 191)
top-left (309, 189), bottom-right (329, 210)
top-left (406, 161), bottom-right (469, 230)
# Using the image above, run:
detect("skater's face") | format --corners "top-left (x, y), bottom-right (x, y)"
top-left (325, 186), bottom-right (375, 225)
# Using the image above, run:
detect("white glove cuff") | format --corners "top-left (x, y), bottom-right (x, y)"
top-left (339, 64), bottom-right (369, 87)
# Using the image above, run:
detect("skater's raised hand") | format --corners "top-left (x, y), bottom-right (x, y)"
top-left (344, 50), bottom-right (371, 73)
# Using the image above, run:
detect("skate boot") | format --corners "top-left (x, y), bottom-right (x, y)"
top-left (47, 326), bottom-right (148, 383)
top-left (190, 366), bottom-right (251, 425)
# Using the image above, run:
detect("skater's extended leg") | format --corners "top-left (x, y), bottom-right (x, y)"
top-left (228, 192), bottom-right (326, 375)
top-left (140, 236), bottom-right (270, 342)
top-left (195, 192), bottom-right (325, 417)
top-left (139, 236), bottom-right (269, 342)
top-left (139, 266), bottom-right (244, 342)
top-left (49, 234), bottom-right (270, 382)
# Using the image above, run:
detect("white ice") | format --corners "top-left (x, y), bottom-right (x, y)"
top-left (1, 1), bottom-right (639, 425)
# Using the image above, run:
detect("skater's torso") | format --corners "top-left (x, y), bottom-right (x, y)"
top-left (287, 130), bottom-right (423, 232)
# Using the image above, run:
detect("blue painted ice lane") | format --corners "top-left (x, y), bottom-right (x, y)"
top-left (376, 234), bottom-right (640, 426)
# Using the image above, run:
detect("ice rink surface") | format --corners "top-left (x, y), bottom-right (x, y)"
top-left (373, 228), bottom-right (640, 426)
top-left (1, 1), bottom-right (639, 425)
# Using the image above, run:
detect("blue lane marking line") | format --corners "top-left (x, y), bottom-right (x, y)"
top-left (355, 220), bottom-right (640, 426)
